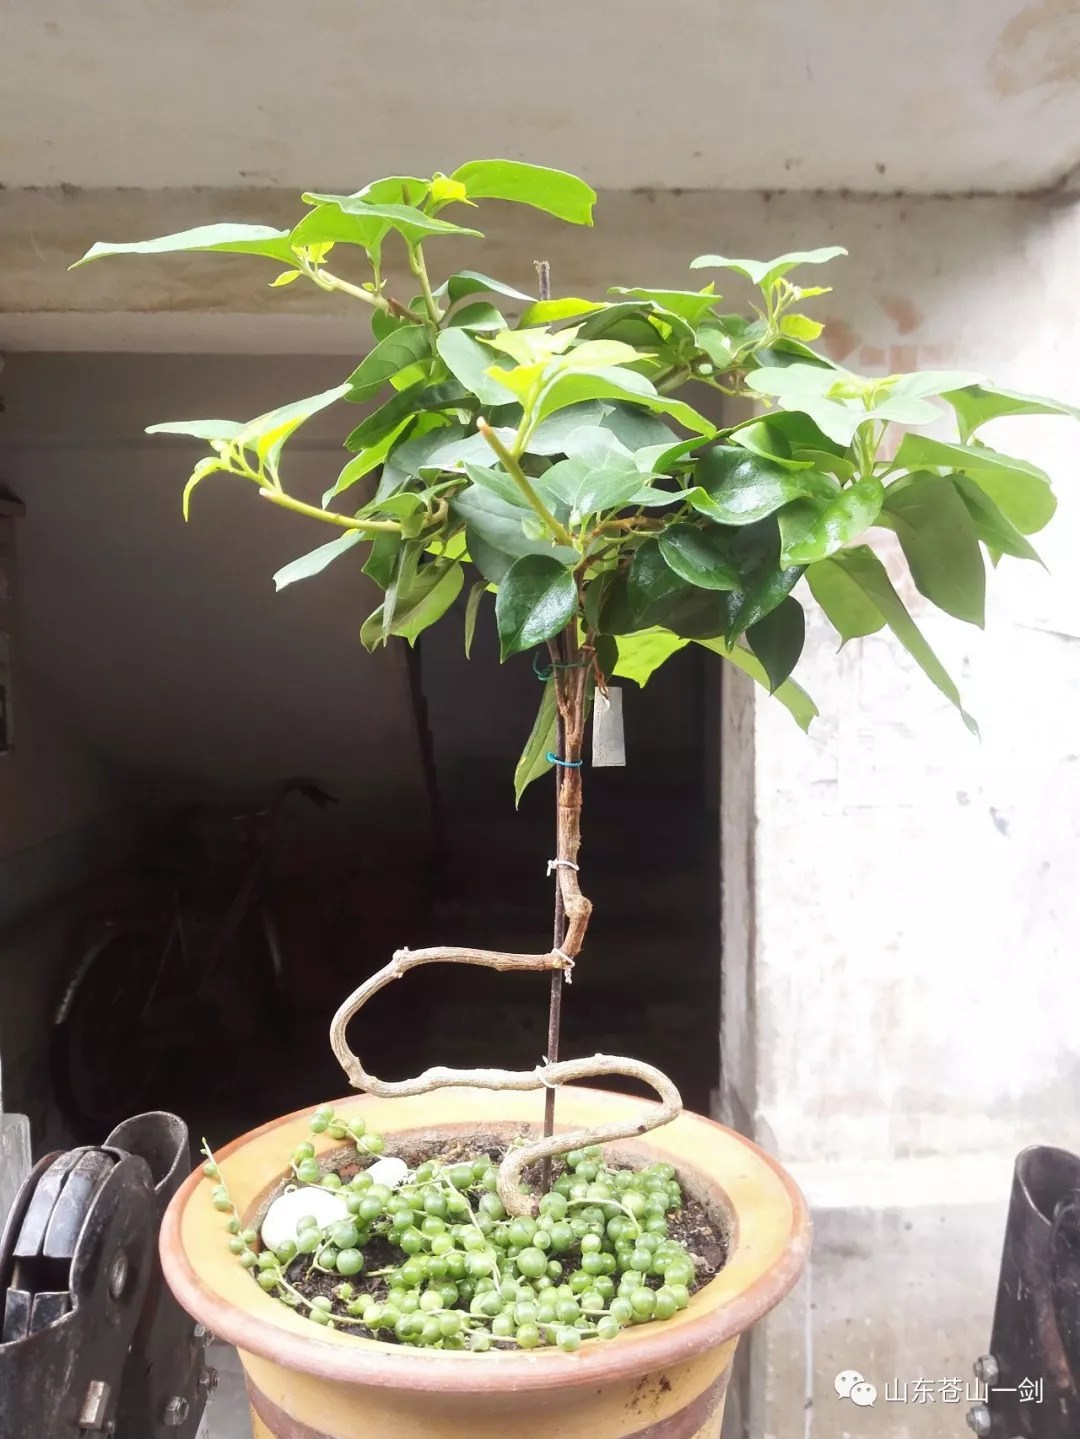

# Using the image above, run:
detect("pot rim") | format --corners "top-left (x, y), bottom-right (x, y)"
top-left (160, 1087), bottom-right (810, 1393)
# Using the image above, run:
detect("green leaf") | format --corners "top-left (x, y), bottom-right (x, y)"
top-left (461, 460), bottom-right (527, 508)
top-left (689, 247), bottom-right (847, 289)
top-left (514, 680), bottom-right (557, 806)
top-left (746, 364), bottom-right (943, 445)
top-left (495, 554), bottom-right (578, 660)
top-left (363, 560), bottom-right (464, 648)
top-left (346, 328), bottom-right (432, 404)
top-left (322, 418), bottom-right (413, 506)
top-left (449, 160), bottom-right (596, 225)
top-left (532, 367), bottom-right (714, 436)
top-left (464, 581), bottom-right (486, 658)
top-left (882, 472), bottom-right (985, 626)
top-left (825, 546), bottom-right (977, 732)
top-left (608, 286), bottom-right (719, 326)
top-left (345, 380), bottom-right (470, 452)
top-left (435, 271), bottom-right (534, 305)
top-left (948, 472), bottom-right (1041, 563)
top-left (446, 301), bottom-right (507, 331)
top-left (71, 223), bottom-right (296, 269)
top-left (613, 628), bottom-right (690, 686)
top-left (694, 637), bottom-right (818, 732)
top-left (452, 487), bottom-right (576, 583)
top-left (658, 524), bottom-right (741, 590)
top-left (436, 329), bottom-right (515, 406)
top-left (806, 558), bottom-right (885, 644)
top-left (300, 196), bottom-right (482, 248)
top-left (628, 538), bottom-right (692, 622)
top-left (726, 560), bottom-right (804, 640)
top-left (146, 419), bottom-right (244, 441)
top-left (746, 597), bottom-right (805, 691)
top-left (893, 434), bottom-right (1056, 535)
top-left (362, 531), bottom-right (402, 589)
top-left (519, 298), bottom-right (607, 326)
top-left (273, 531), bottom-right (364, 591)
top-left (943, 382), bottom-right (1080, 442)
top-left (779, 314), bottom-right (823, 341)
top-left (693, 446), bottom-right (836, 526)
top-left (180, 457), bottom-right (227, 519)
top-left (777, 475), bottom-right (884, 565)
top-left (237, 383), bottom-right (350, 476)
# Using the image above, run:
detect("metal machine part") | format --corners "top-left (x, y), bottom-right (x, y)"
top-left (968, 1145), bottom-right (1080, 1438)
top-left (0, 1112), bottom-right (208, 1438)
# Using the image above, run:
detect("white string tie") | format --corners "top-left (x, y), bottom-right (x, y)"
top-left (546, 859), bottom-right (580, 876)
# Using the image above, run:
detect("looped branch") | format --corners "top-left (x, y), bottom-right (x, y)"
top-left (329, 946), bottom-right (683, 1216)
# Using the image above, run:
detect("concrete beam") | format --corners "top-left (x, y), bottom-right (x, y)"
top-left (0, 186), bottom-right (1072, 352)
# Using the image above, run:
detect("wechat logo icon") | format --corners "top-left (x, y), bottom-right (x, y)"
top-left (835, 1370), bottom-right (878, 1407)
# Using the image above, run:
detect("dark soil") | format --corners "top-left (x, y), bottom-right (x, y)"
top-left (274, 1134), bottom-right (728, 1343)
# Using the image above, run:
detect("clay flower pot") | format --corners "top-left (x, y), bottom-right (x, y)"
top-left (160, 1087), bottom-right (809, 1439)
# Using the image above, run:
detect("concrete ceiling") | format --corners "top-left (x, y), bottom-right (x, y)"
top-left (3, 0), bottom-right (1080, 194)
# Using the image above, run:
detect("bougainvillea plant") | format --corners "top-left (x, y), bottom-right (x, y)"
top-left (77, 160), bottom-right (1074, 1346)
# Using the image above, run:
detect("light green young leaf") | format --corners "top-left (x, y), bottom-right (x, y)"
top-left (347, 328), bottom-right (433, 403)
top-left (777, 475), bottom-right (884, 565)
top-left (614, 628), bottom-right (690, 686)
top-left (514, 680), bottom-right (558, 806)
top-left (694, 637), bottom-right (819, 731)
top-left (882, 472), bottom-right (985, 625)
top-left (825, 546), bottom-right (978, 732)
top-left (495, 554), bottom-right (578, 660)
top-left (181, 457), bottom-right (229, 520)
top-left (893, 434), bottom-right (1056, 534)
top-left (301, 197), bottom-right (482, 247)
top-left (364, 560), bottom-right (464, 648)
top-left (519, 298), bottom-right (608, 326)
top-left (608, 286), bottom-right (719, 326)
top-left (146, 419), bottom-right (245, 441)
top-left (71, 223), bottom-right (296, 269)
top-left (689, 246), bottom-right (847, 289)
top-left (448, 160), bottom-right (597, 225)
top-left (943, 382), bottom-right (1080, 442)
top-left (273, 531), bottom-right (364, 591)
top-left (237, 383), bottom-right (350, 476)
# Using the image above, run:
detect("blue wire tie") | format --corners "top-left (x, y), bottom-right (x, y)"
top-left (546, 753), bottom-right (583, 768)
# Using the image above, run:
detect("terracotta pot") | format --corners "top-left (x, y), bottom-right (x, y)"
top-left (160, 1087), bottom-right (809, 1439)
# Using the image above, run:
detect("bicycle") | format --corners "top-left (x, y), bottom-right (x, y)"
top-left (50, 777), bottom-right (336, 1131)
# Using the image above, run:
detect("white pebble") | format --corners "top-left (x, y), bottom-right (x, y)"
top-left (365, 1156), bottom-right (409, 1190)
top-left (260, 1186), bottom-right (349, 1253)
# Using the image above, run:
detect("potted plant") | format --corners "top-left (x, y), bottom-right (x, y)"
top-left (74, 160), bottom-right (1074, 1439)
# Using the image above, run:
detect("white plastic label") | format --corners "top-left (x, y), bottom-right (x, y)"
top-left (591, 686), bottom-right (625, 767)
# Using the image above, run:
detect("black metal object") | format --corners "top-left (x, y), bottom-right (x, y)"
top-left (968, 1145), bottom-right (1080, 1438)
top-left (0, 1112), bottom-right (209, 1438)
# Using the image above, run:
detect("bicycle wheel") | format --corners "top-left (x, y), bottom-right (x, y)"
top-left (50, 927), bottom-right (166, 1132)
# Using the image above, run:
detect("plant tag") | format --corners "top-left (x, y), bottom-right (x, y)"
top-left (591, 686), bottom-right (625, 767)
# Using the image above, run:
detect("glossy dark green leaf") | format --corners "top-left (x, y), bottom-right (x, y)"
top-left (273, 530), bottom-right (364, 590)
top-left (883, 472), bottom-right (985, 625)
top-left (613, 628), bottom-right (689, 686)
top-left (628, 538), bottom-right (691, 621)
top-left (805, 558), bottom-right (885, 644)
top-left (495, 554), bottom-right (578, 659)
top-left (948, 472), bottom-right (1041, 563)
top-left (726, 560), bottom-right (804, 641)
top-left (588, 570), bottom-right (646, 636)
top-left (693, 446), bottom-right (836, 525)
top-left (514, 680), bottom-right (557, 806)
top-left (659, 588), bottom-right (733, 639)
top-left (694, 637), bottom-right (818, 731)
top-left (657, 524), bottom-right (741, 590)
top-left (826, 546), bottom-right (977, 732)
top-left (943, 382), bottom-right (1080, 442)
top-left (346, 327), bottom-right (433, 404)
top-left (592, 633), bottom-right (618, 680)
top-left (746, 597), bottom-right (805, 691)
top-left (449, 160), bottom-right (596, 225)
top-left (72, 223), bottom-right (296, 268)
top-left (777, 475), bottom-right (884, 566)
top-left (893, 434), bottom-right (1056, 535)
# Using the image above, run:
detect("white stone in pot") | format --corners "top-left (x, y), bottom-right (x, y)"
top-left (260, 1186), bottom-right (349, 1253)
